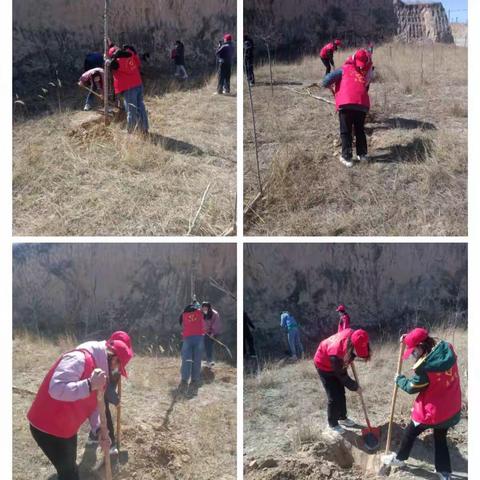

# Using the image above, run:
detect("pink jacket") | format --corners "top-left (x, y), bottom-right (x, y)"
top-left (205, 309), bottom-right (221, 336)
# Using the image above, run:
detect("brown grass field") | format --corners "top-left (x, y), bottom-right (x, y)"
top-left (13, 76), bottom-right (236, 236)
top-left (13, 332), bottom-right (236, 479)
top-left (244, 43), bottom-right (467, 236)
top-left (244, 328), bottom-right (468, 479)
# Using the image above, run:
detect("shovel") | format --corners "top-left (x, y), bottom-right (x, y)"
top-left (96, 381), bottom-right (113, 480)
top-left (116, 376), bottom-right (122, 450)
top-left (351, 362), bottom-right (381, 451)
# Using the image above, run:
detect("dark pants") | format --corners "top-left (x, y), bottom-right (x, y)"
top-left (245, 61), bottom-right (255, 85)
top-left (105, 399), bottom-right (115, 444)
top-left (339, 109), bottom-right (368, 160)
top-left (30, 424), bottom-right (79, 480)
top-left (321, 57), bottom-right (334, 75)
top-left (217, 62), bottom-right (232, 93)
top-left (244, 327), bottom-right (256, 356)
top-left (317, 369), bottom-right (347, 427)
top-left (396, 421), bottom-right (452, 473)
top-left (204, 335), bottom-right (216, 363)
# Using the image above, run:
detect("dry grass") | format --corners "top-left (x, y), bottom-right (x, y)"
top-left (244, 328), bottom-right (468, 479)
top-left (244, 42), bottom-right (467, 236)
top-left (13, 332), bottom-right (236, 479)
top-left (13, 75), bottom-right (236, 236)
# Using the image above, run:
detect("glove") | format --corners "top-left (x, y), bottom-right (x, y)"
top-left (394, 374), bottom-right (401, 383)
top-left (90, 369), bottom-right (107, 391)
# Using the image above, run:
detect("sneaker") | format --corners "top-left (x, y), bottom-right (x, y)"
top-left (381, 453), bottom-right (405, 467)
top-left (86, 429), bottom-right (99, 445)
top-left (339, 156), bottom-right (354, 167)
top-left (338, 418), bottom-right (356, 428)
top-left (208, 361), bottom-right (215, 368)
top-left (435, 473), bottom-right (452, 480)
top-left (357, 155), bottom-right (369, 162)
top-left (109, 445), bottom-right (119, 455)
top-left (177, 380), bottom-right (188, 394)
top-left (328, 425), bottom-right (346, 435)
top-left (84, 104), bottom-right (92, 111)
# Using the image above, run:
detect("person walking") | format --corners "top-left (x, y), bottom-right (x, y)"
top-left (171, 40), bottom-right (188, 80)
top-left (178, 302), bottom-right (206, 395)
top-left (319, 39), bottom-right (342, 75)
top-left (27, 336), bottom-right (132, 480)
top-left (314, 328), bottom-right (371, 434)
top-left (336, 304), bottom-right (351, 332)
top-left (322, 48), bottom-right (374, 167)
top-left (280, 311), bottom-right (304, 360)
top-left (107, 41), bottom-right (149, 134)
top-left (244, 34), bottom-right (255, 86)
top-left (216, 34), bottom-right (234, 95)
top-left (383, 328), bottom-right (462, 480)
top-left (202, 301), bottom-right (221, 367)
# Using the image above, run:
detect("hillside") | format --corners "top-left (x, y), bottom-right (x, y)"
top-left (13, 76), bottom-right (236, 236)
top-left (13, 333), bottom-right (237, 480)
top-left (244, 329), bottom-right (468, 479)
top-left (243, 43), bottom-right (467, 236)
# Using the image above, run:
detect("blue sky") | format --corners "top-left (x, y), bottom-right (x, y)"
top-left (439, 0), bottom-right (468, 23)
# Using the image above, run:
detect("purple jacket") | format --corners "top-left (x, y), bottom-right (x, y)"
top-left (205, 309), bottom-right (221, 336)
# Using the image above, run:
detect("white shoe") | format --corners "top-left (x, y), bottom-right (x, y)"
top-left (109, 445), bottom-right (119, 455)
top-left (339, 156), bottom-right (353, 167)
top-left (208, 361), bottom-right (215, 368)
top-left (381, 453), bottom-right (405, 467)
top-left (338, 418), bottom-right (356, 428)
top-left (435, 473), bottom-right (452, 480)
top-left (84, 104), bottom-right (92, 111)
top-left (328, 425), bottom-right (346, 435)
top-left (357, 155), bottom-right (369, 162)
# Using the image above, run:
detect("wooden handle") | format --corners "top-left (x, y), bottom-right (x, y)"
top-left (116, 377), bottom-right (122, 450)
top-left (350, 362), bottom-right (371, 430)
top-left (97, 388), bottom-right (113, 480)
top-left (385, 342), bottom-right (406, 454)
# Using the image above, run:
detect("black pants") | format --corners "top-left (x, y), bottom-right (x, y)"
top-left (30, 424), bottom-right (79, 480)
top-left (396, 421), bottom-right (452, 473)
top-left (317, 369), bottom-right (347, 427)
top-left (105, 399), bottom-right (116, 444)
top-left (245, 61), bottom-right (255, 85)
top-left (321, 57), bottom-right (334, 75)
top-left (339, 109), bottom-right (368, 160)
top-left (217, 63), bottom-right (232, 93)
top-left (244, 327), bottom-right (256, 356)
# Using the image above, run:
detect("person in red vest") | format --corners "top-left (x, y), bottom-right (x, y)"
top-left (314, 328), bottom-right (371, 434)
top-left (383, 328), bottom-right (462, 480)
top-left (178, 301), bottom-right (206, 395)
top-left (319, 39), bottom-right (342, 75)
top-left (322, 48), bottom-right (374, 168)
top-left (107, 41), bottom-right (149, 134)
top-left (336, 304), bottom-right (351, 332)
top-left (27, 337), bottom-right (133, 480)
top-left (84, 331), bottom-right (133, 456)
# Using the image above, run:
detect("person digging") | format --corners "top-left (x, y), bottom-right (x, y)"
top-left (215, 34), bottom-right (234, 95)
top-left (336, 304), bottom-right (351, 332)
top-left (78, 67), bottom-right (104, 111)
top-left (314, 328), bottom-right (371, 434)
top-left (319, 39), bottom-right (342, 75)
top-left (382, 328), bottom-right (462, 480)
top-left (202, 301), bottom-right (221, 368)
top-left (280, 310), bottom-right (304, 361)
top-left (85, 331), bottom-right (134, 457)
top-left (322, 48), bottom-right (374, 168)
top-left (27, 337), bottom-right (133, 480)
top-left (178, 301), bottom-right (206, 396)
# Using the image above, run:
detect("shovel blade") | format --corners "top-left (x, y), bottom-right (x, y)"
top-left (362, 426), bottom-right (381, 451)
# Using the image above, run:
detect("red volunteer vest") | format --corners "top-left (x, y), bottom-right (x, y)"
top-left (27, 349), bottom-right (97, 438)
top-left (335, 61), bottom-right (370, 111)
top-left (320, 43), bottom-right (334, 59)
top-left (314, 328), bottom-right (353, 371)
top-left (182, 309), bottom-right (206, 338)
top-left (112, 53), bottom-right (143, 94)
top-left (411, 345), bottom-right (462, 425)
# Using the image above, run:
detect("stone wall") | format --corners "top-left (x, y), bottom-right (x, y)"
top-left (13, 0), bottom-right (236, 92)
top-left (394, 0), bottom-right (454, 43)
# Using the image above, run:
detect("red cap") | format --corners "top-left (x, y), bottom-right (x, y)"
top-left (402, 328), bottom-right (429, 360)
top-left (351, 329), bottom-right (370, 358)
top-left (354, 49), bottom-right (371, 70)
top-left (334, 39), bottom-right (342, 47)
top-left (107, 339), bottom-right (133, 377)
top-left (108, 46), bottom-right (118, 58)
top-left (224, 33), bottom-right (232, 42)
top-left (108, 331), bottom-right (133, 352)
top-left (336, 304), bottom-right (346, 312)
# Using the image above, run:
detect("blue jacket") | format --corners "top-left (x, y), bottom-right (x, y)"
top-left (280, 312), bottom-right (298, 331)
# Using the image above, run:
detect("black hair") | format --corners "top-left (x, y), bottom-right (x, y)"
top-left (418, 336), bottom-right (437, 355)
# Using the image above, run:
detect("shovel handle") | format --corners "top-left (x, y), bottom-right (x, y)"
top-left (97, 388), bottom-right (113, 480)
top-left (116, 376), bottom-right (122, 450)
top-left (350, 362), bottom-right (372, 430)
top-left (385, 342), bottom-right (406, 454)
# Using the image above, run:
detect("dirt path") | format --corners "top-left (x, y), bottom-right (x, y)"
top-left (13, 338), bottom-right (236, 480)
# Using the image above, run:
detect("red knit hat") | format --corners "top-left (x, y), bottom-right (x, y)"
top-left (107, 339), bottom-right (133, 377)
top-left (108, 331), bottom-right (133, 352)
top-left (336, 304), bottom-right (346, 312)
top-left (224, 33), bottom-right (232, 42)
